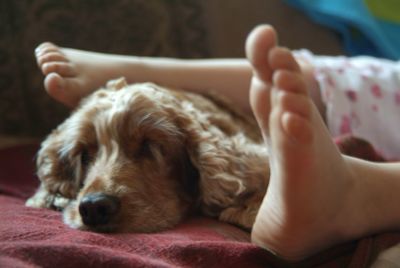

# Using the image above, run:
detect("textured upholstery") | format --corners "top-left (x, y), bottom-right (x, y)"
top-left (0, 0), bottom-right (209, 137)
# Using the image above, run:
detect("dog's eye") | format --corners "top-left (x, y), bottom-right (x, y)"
top-left (134, 139), bottom-right (153, 158)
top-left (81, 149), bottom-right (91, 166)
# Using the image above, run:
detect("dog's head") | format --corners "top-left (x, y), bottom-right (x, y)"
top-left (29, 81), bottom-right (202, 232)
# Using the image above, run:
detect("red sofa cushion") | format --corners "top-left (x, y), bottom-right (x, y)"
top-left (0, 143), bottom-right (398, 267)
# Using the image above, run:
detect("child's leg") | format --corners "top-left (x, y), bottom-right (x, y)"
top-left (35, 43), bottom-right (253, 111)
top-left (247, 25), bottom-right (400, 261)
top-left (35, 42), bottom-right (324, 115)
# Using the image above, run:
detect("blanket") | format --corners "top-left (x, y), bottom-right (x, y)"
top-left (0, 138), bottom-right (399, 268)
top-left (285, 0), bottom-right (400, 60)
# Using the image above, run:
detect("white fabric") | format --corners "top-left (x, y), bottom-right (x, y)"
top-left (294, 49), bottom-right (400, 159)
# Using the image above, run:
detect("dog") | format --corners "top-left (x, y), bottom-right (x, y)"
top-left (26, 78), bottom-right (270, 233)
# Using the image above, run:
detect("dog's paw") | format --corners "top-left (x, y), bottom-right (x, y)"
top-left (26, 187), bottom-right (72, 211)
top-left (52, 194), bottom-right (72, 210)
top-left (25, 188), bottom-right (53, 208)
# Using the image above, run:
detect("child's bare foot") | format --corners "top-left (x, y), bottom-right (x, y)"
top-left (35, 42), bottom-right (130, 107)
top-left (247, 25), bottom-right (371, 261)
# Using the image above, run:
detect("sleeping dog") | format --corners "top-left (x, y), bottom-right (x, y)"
top-left (26, 78), bottom-right (270, 233)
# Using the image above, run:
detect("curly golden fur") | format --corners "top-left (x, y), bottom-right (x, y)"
top-left (26, 78), bottom-right (270, 233)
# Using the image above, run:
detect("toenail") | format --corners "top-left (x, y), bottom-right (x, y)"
top-left (35, 49), bottom-right (44, 56)
top-left (36, 50), bottom-right (47, 57)
top-left (35, 45), bottom-right (48, 54)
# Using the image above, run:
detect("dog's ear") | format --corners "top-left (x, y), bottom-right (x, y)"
top-left (179, 119), bottom-right (248, 217)
top-left (27, 139), bottom-right (73, 209)
top-left (180, 118), bottom-right (271, 230)
top-left (34, 128), bottom-right (82, 206)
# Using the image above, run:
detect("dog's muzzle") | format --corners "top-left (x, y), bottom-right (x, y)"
top-left (79, 193), bottom-right (121, 226)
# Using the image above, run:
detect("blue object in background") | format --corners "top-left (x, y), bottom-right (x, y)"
top-left (284, 0), bottom-right (400, 60)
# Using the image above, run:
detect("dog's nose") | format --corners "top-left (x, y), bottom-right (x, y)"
top-left (79, 193), bottom-right (120, 226)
